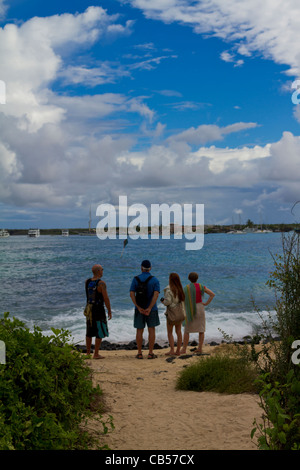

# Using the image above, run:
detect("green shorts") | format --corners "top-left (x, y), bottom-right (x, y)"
top-left (134, 309), bottom-right (160, 329)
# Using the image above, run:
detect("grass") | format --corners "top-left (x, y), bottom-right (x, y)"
top-left (176, 351), bottom-right (259, 394)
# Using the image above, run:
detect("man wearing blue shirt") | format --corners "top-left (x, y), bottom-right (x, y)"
top-left (130, 260), bottom-right (160, 359)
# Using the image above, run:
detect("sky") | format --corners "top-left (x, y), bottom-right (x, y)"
top-left (0, 0), bottom-right (300, 229)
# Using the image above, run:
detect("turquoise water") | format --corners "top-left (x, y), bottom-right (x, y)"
top-left (0, 232), bottom-right (283, 345)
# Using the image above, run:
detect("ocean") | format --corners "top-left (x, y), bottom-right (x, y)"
top-left (0, 232), bottom-right (283, 346)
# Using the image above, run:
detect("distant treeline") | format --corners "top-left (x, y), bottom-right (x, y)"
top-left (5, 223), bottom-right (299, 236)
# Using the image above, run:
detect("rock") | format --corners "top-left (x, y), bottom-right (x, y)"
top-left (165, 357), bottom-right (176, 363)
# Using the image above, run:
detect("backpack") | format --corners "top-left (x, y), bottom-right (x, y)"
top-left (135, 275), bottom-right (153, 308)
top-left (85, 278), bottom-right (100, 305)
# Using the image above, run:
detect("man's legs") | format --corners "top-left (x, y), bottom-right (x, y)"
top-left (86, 336), bottom-right (92, 355)
top-left (148, 327), bottom-right (155, 356)
top-left (136, 328), bottom-right (144, 356)
top-left (93, 337), bottom-right (104, 359)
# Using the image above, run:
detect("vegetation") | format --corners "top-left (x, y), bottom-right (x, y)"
top-left (176, 351), bottom-right (259, 394)
top-left (0, 313), bottom-right (112, 450)
top-left (251, 231), bottom-right (300, 450)
top-left (176, 231), bottom-right (300, 450)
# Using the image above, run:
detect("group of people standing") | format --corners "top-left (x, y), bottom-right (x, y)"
top-left (84, 260), bottom-right (215, 359)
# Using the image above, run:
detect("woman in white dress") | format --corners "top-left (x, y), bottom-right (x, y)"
top-left (181, 272), bottom-right (215, 354)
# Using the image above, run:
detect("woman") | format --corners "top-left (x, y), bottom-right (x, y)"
top-left (161, 273), bottom-right (185, 356)
top-left (181, 272), bottom-right (215, 354)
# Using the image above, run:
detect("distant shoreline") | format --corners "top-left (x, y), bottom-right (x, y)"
top-left (2, 223), bottom-right (298, 236)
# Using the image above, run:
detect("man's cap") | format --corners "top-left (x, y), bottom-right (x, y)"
top-left (141, 259), bottom-right (151, 268)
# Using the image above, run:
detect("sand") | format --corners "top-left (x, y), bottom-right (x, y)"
top-left (86, 343), bottom-right (262, 451)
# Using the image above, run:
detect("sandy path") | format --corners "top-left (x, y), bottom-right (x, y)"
top-left (87, 345), bottom-right (261, 451)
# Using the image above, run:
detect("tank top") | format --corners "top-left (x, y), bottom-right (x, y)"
top-left (194, 283), bottom-right (203, 303)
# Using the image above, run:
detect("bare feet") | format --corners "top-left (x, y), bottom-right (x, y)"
top-left (93, 354), bottom-right (105, 359)
top-left (165, 351), bottom-right (176, 356)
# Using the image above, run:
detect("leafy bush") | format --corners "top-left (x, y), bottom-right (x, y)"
top-left (251, 231), bottom-right (300, 450)
top-left (0, 313), bottom-right (112, 450)
top-left (252, 370), bottom-right (300, 450)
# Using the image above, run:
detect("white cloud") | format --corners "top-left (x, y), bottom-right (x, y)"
top-left (220, 50), bottom-right (244, 67)
top-left (59, 63), bottom-right (131, 87)
top-left (167, 122), bottom-right (258, 145)
top-left (0, 7), bottom-right (133, 132)
top-left (0, 0), bottom-right (7, 18)
top-left (122, 0), bottom-right (300, 76)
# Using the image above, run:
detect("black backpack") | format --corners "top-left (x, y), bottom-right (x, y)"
top-left (85, 278), bottom-right (100, 305)
top-left (135, 275), bottom-right (153, 308)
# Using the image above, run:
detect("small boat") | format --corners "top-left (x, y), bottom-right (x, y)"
top-left (61, 229), bottom-right (69, 236)
top-left (227, 230), bottom-right (246, 234)
top-left (28, 229), bottom-right (40, 238)
top-left (0, 229), bottom-right (10, 237)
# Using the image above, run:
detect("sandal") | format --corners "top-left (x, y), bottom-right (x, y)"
top-left (148, 353), bottom-right (157, 359)
top-left (136, 353), bottom-right (143, 359)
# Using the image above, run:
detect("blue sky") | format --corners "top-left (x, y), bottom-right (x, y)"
top-left (0, 0), bottom-right (300, 228)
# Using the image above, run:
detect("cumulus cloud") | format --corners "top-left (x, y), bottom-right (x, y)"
top-left (0, 7), bottom-right (133, 132)
top-left (1, 2), bottom-right (300, 225)
top-left (121, 0), bottom-right (300, 76)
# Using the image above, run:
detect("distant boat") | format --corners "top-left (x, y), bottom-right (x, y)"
top-left (28, 229), bottom-right (40, 238)
top-left (242, 227), bottom-right (272, 234)
top-left (0, 229), bottom-right (10, 238)
top-left (61, 229), bottom-right (69, 236)
top-left (227, 230), bottom-right (246, 234)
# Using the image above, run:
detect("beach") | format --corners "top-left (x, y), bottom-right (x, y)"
top-left (86, 344), bottom-right (261, 451)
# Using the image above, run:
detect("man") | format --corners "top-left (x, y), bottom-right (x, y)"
top-left (85, 264), bottom-right (112, 359)
top-left (130, 260), bottom-right (160, 359)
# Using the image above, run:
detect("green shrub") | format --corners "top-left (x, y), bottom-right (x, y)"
top-left (0, 313), bottom-right (112, 450)
top-left (251, 231), bottom-right (300, 450)
top-left (176, 353), bottom-right (259, 394)
top-left (252, 370), bottom-right (300, 450)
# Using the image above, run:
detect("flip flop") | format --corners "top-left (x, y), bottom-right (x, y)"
top-left (148, 353), bottom-right (157, 359)
top-left (136, 353), bottom-right (143, 359)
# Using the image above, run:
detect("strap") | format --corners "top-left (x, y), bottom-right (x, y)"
top-left (85, 278), bottom-right (91, 300)
top-left (135, 275), bottom-right (153, 285)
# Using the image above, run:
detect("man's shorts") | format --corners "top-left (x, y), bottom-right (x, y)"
top-left (134, 309), bottom-right (160, 329)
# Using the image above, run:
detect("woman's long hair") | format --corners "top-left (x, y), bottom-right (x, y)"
top-left (169, 272), bottom-right (185, 301)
